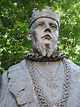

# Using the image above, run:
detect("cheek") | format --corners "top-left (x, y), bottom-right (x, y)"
top-left (34, 29), bottom-right (43, 39)
top-left (31, 31), bottom-right (37, 42)
top-left (52, 31), bottom-right (58, 40)
top-left (32, 30), bottom-right (40, 42)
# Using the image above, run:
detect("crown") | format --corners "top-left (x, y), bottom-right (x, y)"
top-left (29, 6), bottom-right (60, 27)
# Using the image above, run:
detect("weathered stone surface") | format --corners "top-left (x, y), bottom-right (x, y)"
top-left (0, 59), bottom-right (80, 107)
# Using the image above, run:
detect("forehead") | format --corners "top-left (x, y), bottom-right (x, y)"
top-left (31, 18), bottom-right (58, 27)
top-left (36, 18), bottom-right (57, 23)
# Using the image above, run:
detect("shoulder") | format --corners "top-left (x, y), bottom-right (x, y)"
top-left (7, 60), bottom-right (28, 79)
top-left (1, 60), bottom-right (27, 82)
top-left (8, 59), bottom-right (26, 72)
top-left (1, 59), bottom-right (25, 78)
top-left (65, 58), bottom-right (80, 83)
top-left (65, 58), bottom-right (80, 72)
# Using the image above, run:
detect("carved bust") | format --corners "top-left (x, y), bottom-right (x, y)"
top-left (0, 6), bottom-right (80, 107)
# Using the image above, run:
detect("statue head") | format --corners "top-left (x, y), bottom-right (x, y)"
top-left (27, 6), bottom-right (60, 57)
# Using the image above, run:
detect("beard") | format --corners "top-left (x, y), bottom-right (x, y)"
top-left (32, 40), bottom-right (58, 57)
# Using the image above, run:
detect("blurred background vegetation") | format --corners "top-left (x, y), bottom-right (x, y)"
top-left (0, 0), bottom-right (80, 76)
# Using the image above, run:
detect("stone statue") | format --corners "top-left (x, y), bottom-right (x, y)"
top-left (0, 6), bottom-right (80, 107)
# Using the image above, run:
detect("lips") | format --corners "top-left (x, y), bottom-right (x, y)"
top-left (41, 34), bottom-right (52, 40)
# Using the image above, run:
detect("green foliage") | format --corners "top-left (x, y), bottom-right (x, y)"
top-left (0, 66), bottom-right (5, 76)
top-left (0, 0), bottom-right (80, 75)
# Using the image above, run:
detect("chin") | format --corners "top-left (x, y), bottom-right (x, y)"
top-left (44, 39), bottom-right (51, 45)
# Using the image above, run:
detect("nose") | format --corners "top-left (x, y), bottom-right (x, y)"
top-left (44, 23), bottom-right (51, 33)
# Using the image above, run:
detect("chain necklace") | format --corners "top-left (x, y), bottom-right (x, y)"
top-left (36, 61), bottom-right (62, 88)
top-left (26, 58), bottom-right (71, 107)
top-left (36, 61), bottom-right (61, 81)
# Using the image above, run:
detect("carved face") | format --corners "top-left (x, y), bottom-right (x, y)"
top-left (28, 18), bottom-right (59, 57)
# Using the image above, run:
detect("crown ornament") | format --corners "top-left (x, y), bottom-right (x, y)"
top-left (29, 6), bottom-right (60, 27)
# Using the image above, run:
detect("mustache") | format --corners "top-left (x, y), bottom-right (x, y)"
top-left (41, 34), bottom-right (52, 39)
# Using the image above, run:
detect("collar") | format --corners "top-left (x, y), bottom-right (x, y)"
top-left (24, 51), bottom-right (65, 62)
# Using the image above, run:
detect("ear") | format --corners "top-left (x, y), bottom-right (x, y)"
top-left (58, 36), bottom-right (60, 44)
top-left (27, 32), bottom-right (32, 41)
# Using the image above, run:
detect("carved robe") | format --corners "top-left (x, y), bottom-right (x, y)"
top-left (0, 59), bottom-right (80, 107)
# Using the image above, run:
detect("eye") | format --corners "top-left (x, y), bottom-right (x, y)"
top-left (38, 22), bottom-right (44, 27)
top-left (50, 23), bottom-right (57, 29)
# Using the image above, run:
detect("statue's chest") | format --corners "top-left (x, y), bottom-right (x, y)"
top-left (27, 61), bottom-right (66, 106)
